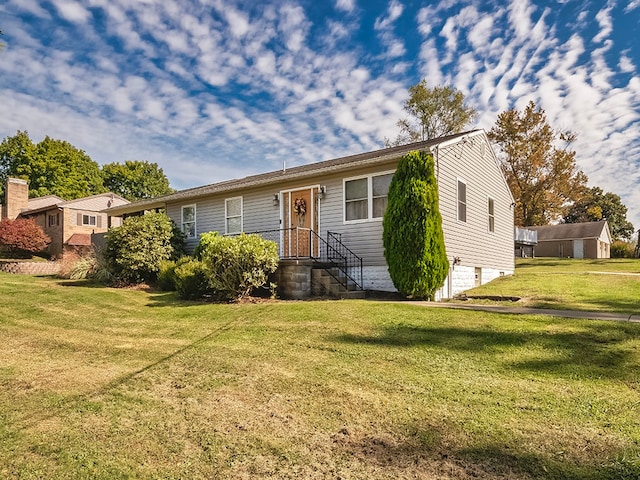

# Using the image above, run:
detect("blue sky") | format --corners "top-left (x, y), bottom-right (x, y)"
top-left (1, 0), bottom-right (639, 228)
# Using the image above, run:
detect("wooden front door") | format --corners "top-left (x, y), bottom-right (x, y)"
top-left (283, 187), bottom-right (318, 257)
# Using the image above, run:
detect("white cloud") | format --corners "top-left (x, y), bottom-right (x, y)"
top-left (619, 53), bottom-right (635, 73)
top-left (593, 3), bottom-right (613, 43)
top-left (625, 0), bottom-right (640, 12)
top-left (335, 0), bottom-right (355, 13)
top-left (4, 0), bottom-right (50, 18)
top-left (51, 0), bottom-right (91, 23)
top-left (374, 0), bottom-right (404, 31)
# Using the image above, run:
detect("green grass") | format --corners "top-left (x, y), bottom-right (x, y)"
top-left (462, 258), bottom-right (640, 314)
top-left (1, 273), bottom-right (639, 479)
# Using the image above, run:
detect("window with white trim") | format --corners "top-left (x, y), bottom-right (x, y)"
top-left (182, 205), bottom-right (196, 239)
top-left (344, 172), bottom-right (394, 222)
top-left (457, 179), bottom-right (467, 223)
top-left (82, 214), bottom-right (97, 226)
top-left (488, 197), bottom-right (495, 232)
top-left (225, 197), bottom-right (243, 234)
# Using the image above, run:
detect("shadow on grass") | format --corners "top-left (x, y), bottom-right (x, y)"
top-left (332, 422), bottom-right (637, 480)
top-left (334, 322), bottom-right (640, 382)
top-left (530, 297), bottom-right (640, 315)
top-left (56, 279), bottom-right (111, 288)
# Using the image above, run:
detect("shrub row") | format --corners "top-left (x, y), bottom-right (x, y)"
top-left (160, 232), bottom-right (279, 301)
top-left (96, 212), bottom-right (278, 301)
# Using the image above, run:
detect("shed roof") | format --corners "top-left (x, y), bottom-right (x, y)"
top-left (527, 221), bottom-right (610, 242)
top-left (66, 233), bottom-right (92, 246)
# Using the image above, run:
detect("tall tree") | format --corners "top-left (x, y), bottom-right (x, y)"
top-left (488, 101), bottom-right (588, 226)
top-left (387, 82), bottom-right (477, 146)
top-left (0, 131), bottom-right (105, 199)
top-left (102, 160), bottom-right (173, 201)
top-left (563, 187), bottom-right (634, 240)
top-left (383, 150), bottom-right (449, 300)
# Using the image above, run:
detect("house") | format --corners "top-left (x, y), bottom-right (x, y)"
top-left (105, 129), bottom-right (515, 299)
top-left (526, 221), bottom-right (611, 259)
top-left (1, 178), bottom-right (129, 258)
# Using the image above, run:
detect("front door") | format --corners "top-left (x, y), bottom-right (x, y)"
top-left (283, 187), bottom-right (319, 257)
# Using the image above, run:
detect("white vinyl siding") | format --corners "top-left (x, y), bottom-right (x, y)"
top-left (182, 205), bottom-right (196, 239)
top-left (344, 171), bottom-right (393, 223)
top-left (225, 197), bottom-right (243, 234)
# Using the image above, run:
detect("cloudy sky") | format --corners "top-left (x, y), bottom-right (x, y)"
top-left (1, 0), bottom-right (639, 227)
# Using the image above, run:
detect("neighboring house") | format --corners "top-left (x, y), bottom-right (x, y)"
top-left (1, 178), bottom-right (129, 258)
top-left (105, 129), bottom-right (515, 299)
top-left (514, 226), bottom-right (538, 258)
top-left (527, 221), bottom-right (612, 259)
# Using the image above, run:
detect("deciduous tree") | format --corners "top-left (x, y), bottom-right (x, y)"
top-left (488, 101), bottom-right (587, 226)
top-left (387, 82), bottom-right (477, 146)
top-left (0, 131), bottom-right (105, 199)
top-left (563, 187), bottom-right (634, 240)
top-left (383, 150), bottom-right (449, 300)
top-left (102, 160), bottom-right (173, 201)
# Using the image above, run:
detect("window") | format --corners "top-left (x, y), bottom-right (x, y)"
top-left (225, 197), bottom-right (243, 234)
top-left (82, 214), bottom-right (97, 226)
top-left (182, 205), bottom-right (196, 239)
top-left (48, 213), bottom-right (59, 227)
top-left (488, 197), bottom-right (495, 232)
top-left (457, 179), bottom-right (467, 223)
top-left (344, 172), bottom-right (394, 222)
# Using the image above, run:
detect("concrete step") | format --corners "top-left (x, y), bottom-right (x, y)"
top-left (338, 290), bottom-right (366, 300)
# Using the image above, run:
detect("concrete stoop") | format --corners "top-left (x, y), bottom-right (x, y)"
top-left (311, 268), bottom-right (365, 300)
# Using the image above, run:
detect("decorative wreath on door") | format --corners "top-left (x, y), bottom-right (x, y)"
top-left (293, 197), bottom-right (307, 226)
top-left (293, 197), bottom-right (307, 217)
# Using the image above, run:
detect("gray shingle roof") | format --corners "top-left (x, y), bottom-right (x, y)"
top-left (105, 130), bottom-right (483, 215)
top-left (527, 221), bottom-right (609, 241)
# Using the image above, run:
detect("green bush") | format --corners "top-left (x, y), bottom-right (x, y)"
top-left (196, 232), bottom-right (279, 301)
top-left (174, 258), bottom-right (210, 300)
top-left (103, 212), bottom-right (186, 285)
top-left (383, 150), bottom-right (449, 300)
top-left (611, 240), bottom-right (635, 258)
top-left (157, 260), bottom-right (177, 291)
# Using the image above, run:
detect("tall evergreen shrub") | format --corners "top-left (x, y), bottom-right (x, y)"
top-left (383, 150), bottom-right (449, 300)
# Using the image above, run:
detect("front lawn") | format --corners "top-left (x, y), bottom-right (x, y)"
top-left (462, 258), bottom-right (640, 314)
top-left (1, 273), bottom-right (639, 479)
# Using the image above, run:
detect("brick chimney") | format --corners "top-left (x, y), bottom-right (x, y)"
top-left (4, 178), bottom-right (29, 220)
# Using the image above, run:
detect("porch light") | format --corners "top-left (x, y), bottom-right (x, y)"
top-left (319, 185), bottom-right (327, 199)
top-left (273, 193), bottom-right (280, 206)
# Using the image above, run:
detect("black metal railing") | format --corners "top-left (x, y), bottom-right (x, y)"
top-left (239, 228), bottom-right (363, 291)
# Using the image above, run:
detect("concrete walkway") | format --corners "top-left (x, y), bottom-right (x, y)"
top-left (409, 302), bottom-right (640, 323)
